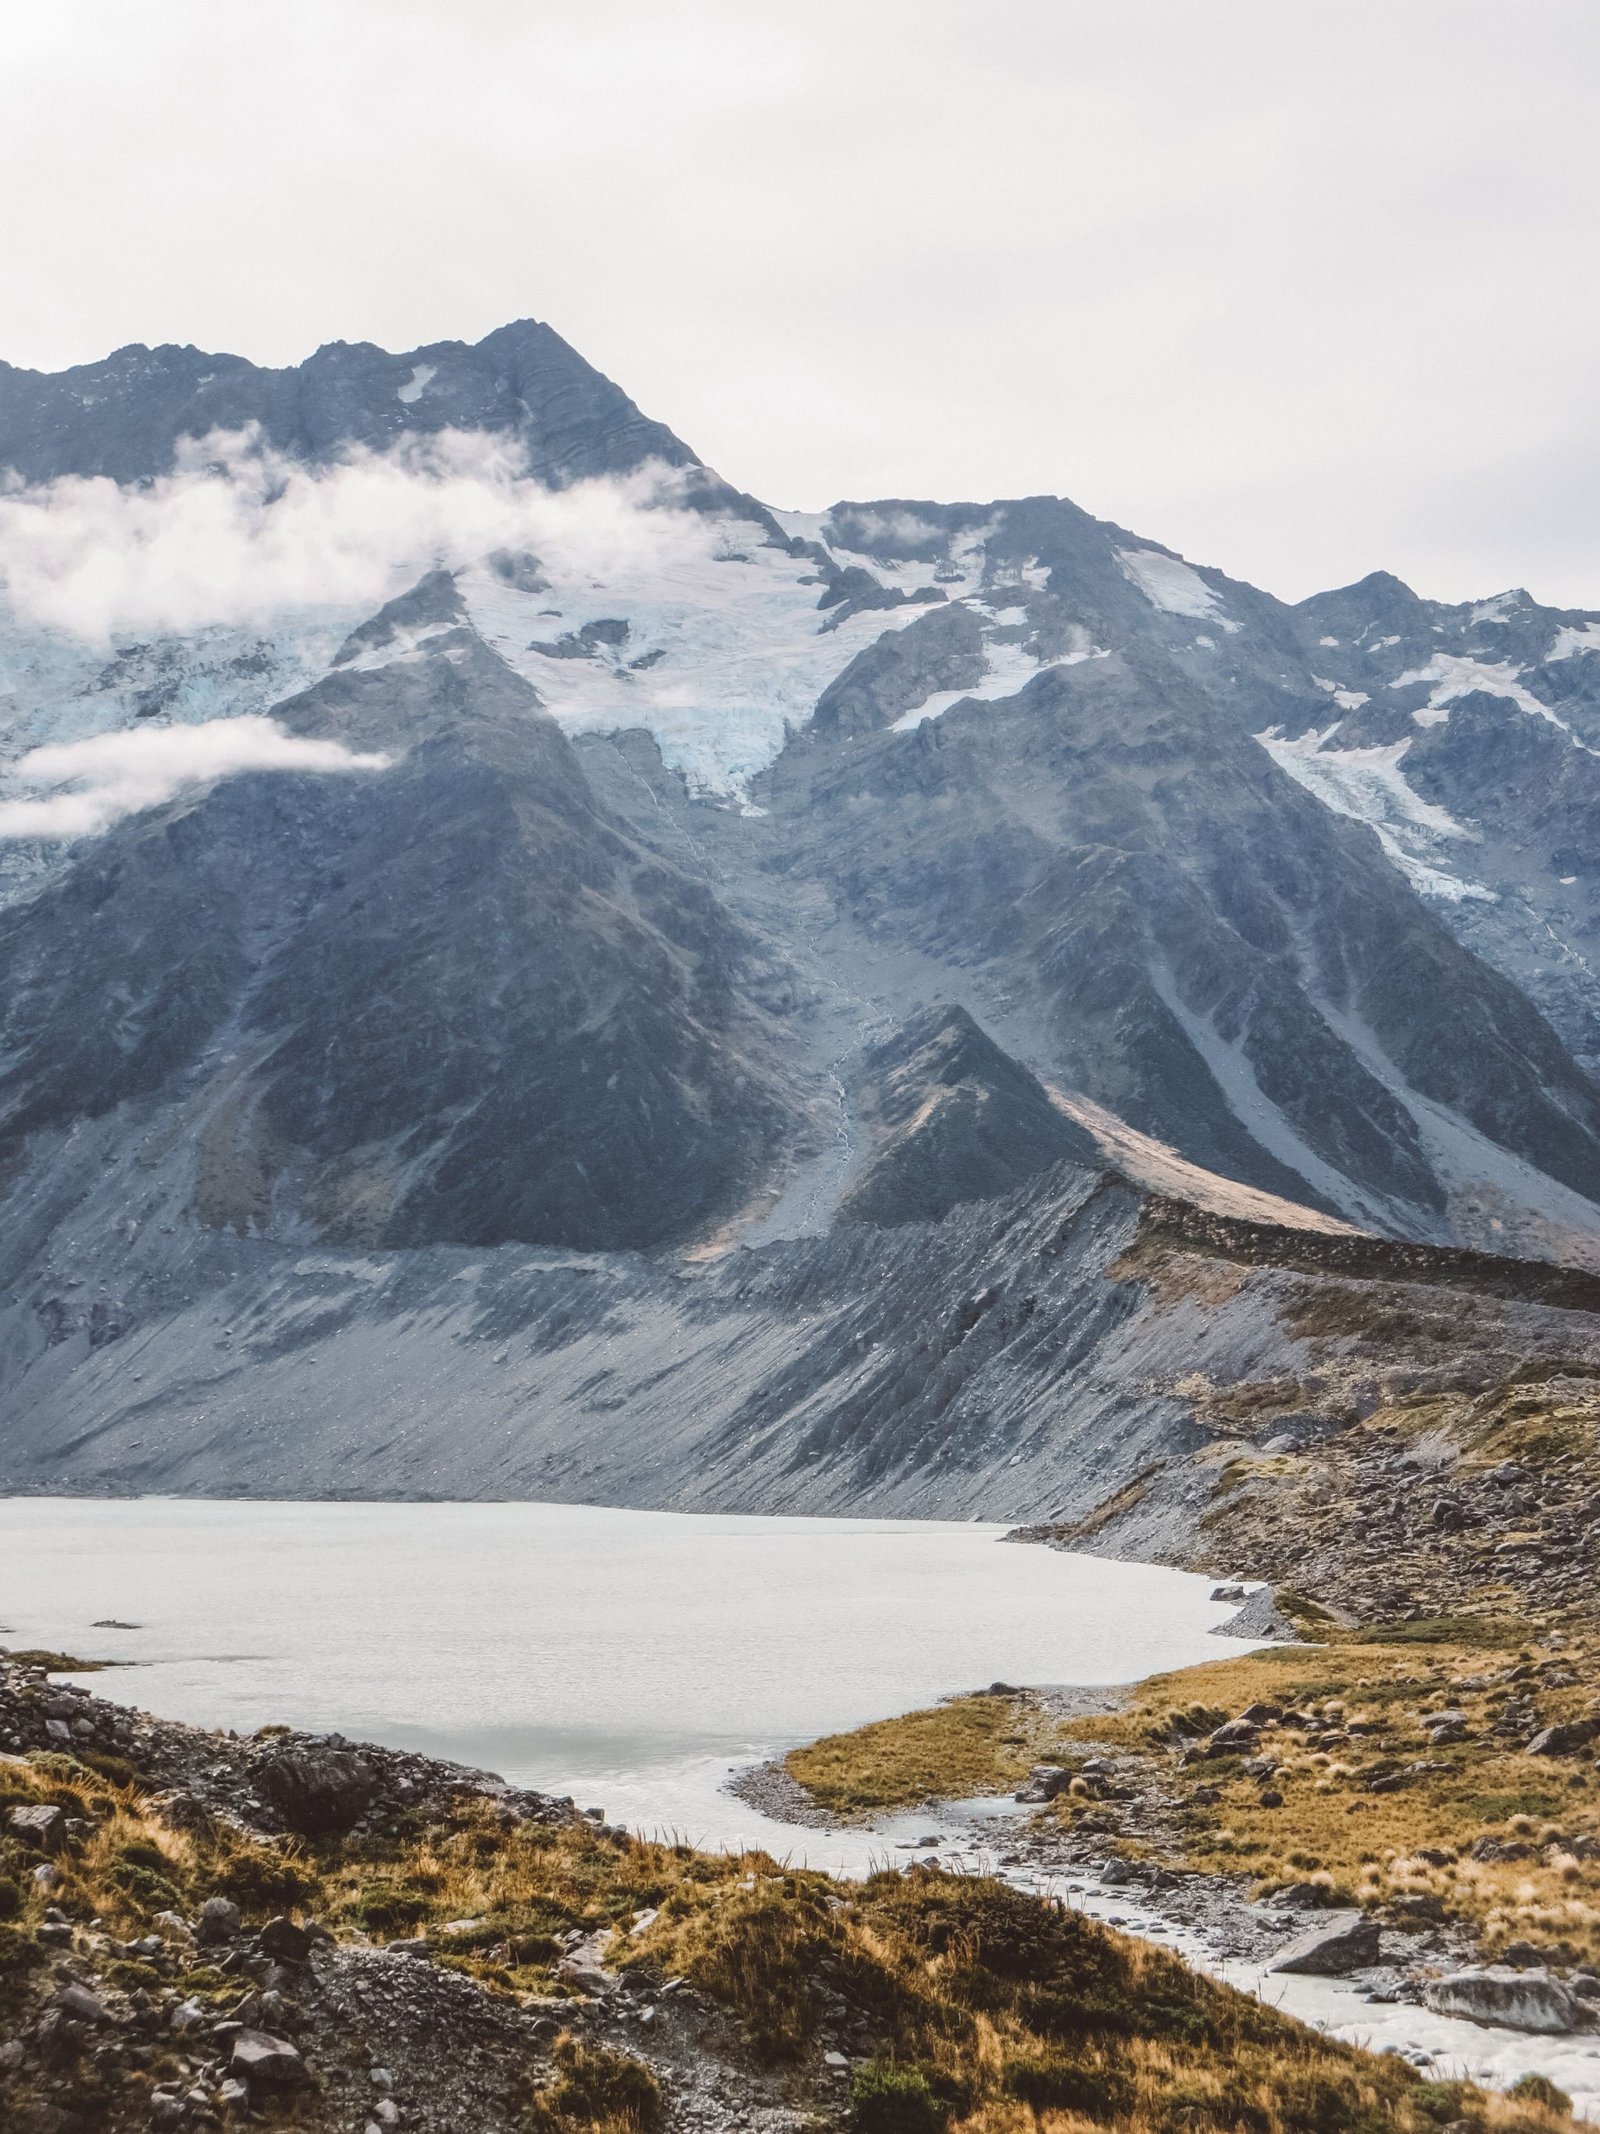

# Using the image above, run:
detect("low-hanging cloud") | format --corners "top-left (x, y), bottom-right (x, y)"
top-left (0, 716), bottom-right (390, 840)
top-left (0, 429), bottom-right (708, 642)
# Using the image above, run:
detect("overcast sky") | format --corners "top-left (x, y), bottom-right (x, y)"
top-left (5, 1), bottom-right (1600, 606)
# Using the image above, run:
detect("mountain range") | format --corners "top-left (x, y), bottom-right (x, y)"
top-left (4, 318), bottom-right (1600, 1517)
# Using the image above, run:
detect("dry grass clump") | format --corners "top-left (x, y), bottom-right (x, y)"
top-left (524, 2036), bottom-right (664, 2134)
top-left (785, 1694), bottom-right (1067, 1816)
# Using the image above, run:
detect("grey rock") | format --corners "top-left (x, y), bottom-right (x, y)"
top-left (253, 1742), bottom-right (377, 1835)
top-left (34, 2006), bottom-right (84, 2068)
top-left (1276, 1882), bottom-right (1341, 1910)
top-left (1211, 1587), bottom-right (1298, 1643)
top-left (1423, 1967), bottom-right (1589, 2034)
top-left (1527, 1719), bottom-right (1598, 1756)
top-left (1207, 1720), bottom-right (1261, 1753)
top-left (1013, 1763), bottom-right (1073, 1803)
top-left (197, 1894), bottom-right (243, 1944)
top-left (1269, 1910), bottom-right (1382, 1975)
top-left (557, 1958), bottom-right (612, 1996)
top-left (256, 1914), bottom-right (312, 1962)
top-left (230, 2027), bottom-right (307, 2084)
top-left (835, 1007), bottom-right (1099, 1230)
top-left (8, 1803), bottom-right (65, 1852)
top-left (52, 1982), bottom-right (105, 2024)
top-left (813, 600), bottom-right (985, 739)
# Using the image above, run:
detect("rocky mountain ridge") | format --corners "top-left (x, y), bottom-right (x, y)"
top-left (5, 318), bottom-right (1600, 1513)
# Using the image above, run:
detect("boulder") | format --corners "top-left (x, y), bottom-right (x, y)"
top-left (231, 2028), bottom-right (307, 2085)
top-left (1270, 1910), bottom-right (1381, 1975)
top-left (253, 1741), bottom-right (377, 1834)
top-left (1423, 1967), bottom-right (1588, 2034)
top-left (1207, 1720), bottom-right (1260, 1754)
top-left (34, 2006), bottom-right (85, 2069)
top-left (196, 1894), bottom-right (242, 1944)
top-left (8, 1804), bottom-right (65, 1853)
top-left (53, 1982), bottom-right (106, 2025)
top-left (1014, 1764), bottom-right (1072, 1803)
top-left (257, 1915), bottom-right (312, 1963)
top-left (1527, 1720), bottom-right (1598, 1757)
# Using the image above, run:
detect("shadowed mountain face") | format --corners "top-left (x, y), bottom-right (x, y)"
top-left (6, 323), bottom-right (1600, 1503)
top-left (836, 1006), bottom-right (1101, 1228)
top-left (0, 589), bottom-right (790, 1253)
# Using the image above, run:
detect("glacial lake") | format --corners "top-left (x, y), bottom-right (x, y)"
top-left (0, 1495), bottom-right (1248, 1865)
top-left (7, 1497), bottom-right (1600, 2110)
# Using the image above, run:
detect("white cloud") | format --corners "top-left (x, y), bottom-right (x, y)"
top-left (0, 430), bottom-right (709, 642)
top-left (0, 716), bottom-right (390, 840)
top-left (825, 508), bottom-right (945, 555)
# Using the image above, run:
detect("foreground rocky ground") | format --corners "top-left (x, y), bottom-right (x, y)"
top-left (2, 1655), bottom-right (1584, 2134)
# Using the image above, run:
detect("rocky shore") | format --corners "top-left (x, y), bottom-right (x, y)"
top-left (0, 1654), bottom-right (817, 2134)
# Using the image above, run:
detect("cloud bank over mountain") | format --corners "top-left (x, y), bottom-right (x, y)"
top-left (0, 716), bottom-right (390, 839)
top-left (0, 428), bottom-right (706, 640)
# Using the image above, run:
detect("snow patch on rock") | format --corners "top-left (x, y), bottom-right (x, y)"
top-left (1550, 621), bottom-right (1600, 661)
top-left (1116, 548), bottom-right (1239, 631)
top-left (889, 627), bottom-right (1108, 732)
top-left (1393, 653), bottom-right (1573, 735)
top-left (1256, 725), bottom-right (1495, 905)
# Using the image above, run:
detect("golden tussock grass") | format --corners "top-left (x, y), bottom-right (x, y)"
top-left (783, 1695), bottom-right (1074, 1818)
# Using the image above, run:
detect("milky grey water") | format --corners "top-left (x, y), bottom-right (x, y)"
top-left (7, 1497), bottom-right (1597, 2107)
top-left (0, 1495), bottom-right (1248, 1860)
